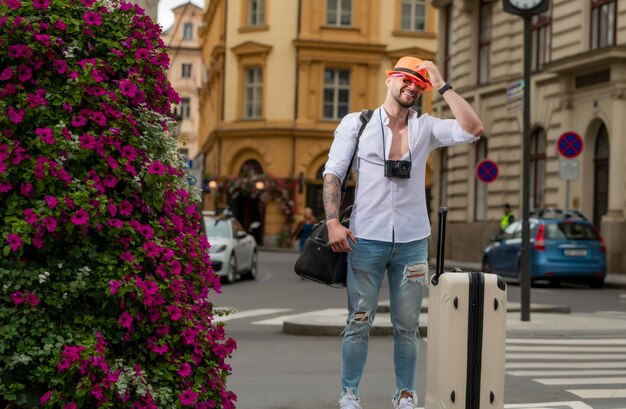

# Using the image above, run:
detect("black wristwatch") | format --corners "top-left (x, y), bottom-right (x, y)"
top-left (438, 82), bottom-right (453, 96)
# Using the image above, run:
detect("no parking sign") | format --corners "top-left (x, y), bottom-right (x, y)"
top-left (557, 132), bottom-right (583, 158)
top-left (476, 159), bottom-right (499, 183)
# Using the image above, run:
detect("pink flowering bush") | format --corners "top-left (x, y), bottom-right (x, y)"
top-left (0, 1), bottom-right (236, 408)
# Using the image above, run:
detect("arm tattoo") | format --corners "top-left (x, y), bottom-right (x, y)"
top-left (323, 174), bottom-right (341, 220)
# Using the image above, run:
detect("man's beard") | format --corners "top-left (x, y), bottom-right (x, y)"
top-left (393, 90), bottom-right (418, 108)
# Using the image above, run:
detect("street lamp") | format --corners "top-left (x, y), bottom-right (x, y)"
top-left (502, 0), bottom-right (550, 322)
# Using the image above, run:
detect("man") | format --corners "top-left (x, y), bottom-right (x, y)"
top-left (323, 56), bottom-right (483, 409)
top-left (500, 203), bottom-right (515, 233)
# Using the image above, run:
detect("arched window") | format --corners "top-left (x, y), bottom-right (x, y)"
top-left (474, 137), bottom-right (488, 221)
top-left (593, 124), bottom-right (610, 228)
top-left (530, 128), bottom-right (546, 209)
top-left (240, 159), bottom-right (263, 176)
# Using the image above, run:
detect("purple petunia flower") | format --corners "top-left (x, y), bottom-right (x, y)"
top-left (23, 208), bottom-right (37, 224)
top-left (6, 0), bottom-right (21, 10)
top-left (70, 209), bottom-right (89, 225)
top-left (79, 133), bottom-right (96, 149)
top-left (177, 363), bottom-right (192, 377)
top-left (55, 19), bottom-right (67, 30)
top-left (0, 181), bottom-right (12, 193)
top-left (81, 0), bottom-right (96, 6)
top-left (32, 0), bottom-right (50, 10)
top-left (7, 234), bottom-right (22, 251)
top-left (0, 68), bottom-right (12, 81)
top-left (118, 311), bottom-right (133, 329)
top-left (109, 280), bottom-right (121, 294)
top-left (119, 79), bottom-right (138, 97)
top-left (17, 65), bottom-right (32, 82)
top-left (53, 59), bottom-right (67, 74)
top-left (39, 391), bottom-right (52, 405)
top-left (119, 251), bottom-right (134, 263)
top-left (71, 114), bottom-right (87, 127)
top-left (83, 11), bottom-right (102, 27)
top-left (179, 390), bottom-right (200, 406)
top-left (44, 195), bottom-right (58, 208)
top-left (147, 161), bottom-right (165, 175)
top-left (36, 127), bottom-right (55, 144)
top-left (91, 112), bottom-right (107, 126)
top-left (8, 107), bottom-right (25, 124)
top-left (42, 216), bottom-right (57, 232)
top-left (63, 402), bottom-right (77, 409)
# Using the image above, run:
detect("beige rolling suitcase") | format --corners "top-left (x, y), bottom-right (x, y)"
top-left (425, 207), bottom-right (507, 409)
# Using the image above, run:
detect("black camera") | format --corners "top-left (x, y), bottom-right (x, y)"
top-left (384, 160), bottom-right (412, 178)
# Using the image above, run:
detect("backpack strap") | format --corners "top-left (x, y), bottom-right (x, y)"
top-left (340, 109), bottom-right (374, 203)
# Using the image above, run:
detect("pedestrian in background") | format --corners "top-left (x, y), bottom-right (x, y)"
top-left (292, 207), bottom-right (318, 252)
top-left (500, 203), bottom-right (515, 233)
top-left (323, 56), bottom-right (484, 409)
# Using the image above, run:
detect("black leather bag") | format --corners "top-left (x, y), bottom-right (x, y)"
top-left (294, 206), bottom-right (352, 287)
top-left (293, 109), bottom-right (373, 288)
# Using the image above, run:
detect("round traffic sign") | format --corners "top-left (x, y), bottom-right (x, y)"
top-left (476, 159), bottom-right (499, 183)
top-left (557, 132), bottom-right (583, 158)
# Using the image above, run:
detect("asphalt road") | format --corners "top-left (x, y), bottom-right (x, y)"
top-left (211, 250), bottom-right (626, 409)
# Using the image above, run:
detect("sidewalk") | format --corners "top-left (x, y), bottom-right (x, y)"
top-left (281, 255), bottom-right (626, 338)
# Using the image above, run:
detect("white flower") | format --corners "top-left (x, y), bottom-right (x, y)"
top-left (38, 274), bottom-right (47, 283)
top-left (58, 263), bottom-right (63, 268)
top-left (63, 292), bottom-right (68, 299)
top-left (2, 285), bottom-right (8, 291)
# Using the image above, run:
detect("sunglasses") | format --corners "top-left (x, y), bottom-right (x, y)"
top-left (390, 73), bottom-right (426, 91)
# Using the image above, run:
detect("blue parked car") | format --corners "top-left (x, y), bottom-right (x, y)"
top-left (482, 209), bottom-right (607, 288)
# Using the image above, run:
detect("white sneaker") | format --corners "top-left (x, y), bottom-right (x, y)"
top-left (339, 394), bottom-right (362, 409)
top-left (393, 396), bottom-right (417, 409)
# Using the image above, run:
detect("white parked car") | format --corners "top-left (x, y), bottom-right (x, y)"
top-left (202, 212), bottom-right (259, 283)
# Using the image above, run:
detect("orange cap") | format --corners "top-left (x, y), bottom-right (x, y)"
top-left (385, 56), bottom-right (431, 90)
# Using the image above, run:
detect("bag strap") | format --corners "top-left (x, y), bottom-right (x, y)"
top-left (340, 109), bottom-right (373, 205)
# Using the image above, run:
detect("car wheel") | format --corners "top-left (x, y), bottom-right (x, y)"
top-left (482, 257), bottom-right (492, 275)
top-left (225, 254), bottom-right (237, 284)
top-left (245, 250), bottom-right (258, 280)
top-left (588, 278), bottom-right (604, 289)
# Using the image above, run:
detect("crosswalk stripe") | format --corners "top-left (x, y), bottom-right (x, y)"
top-left (253, 308), bottom-right (347, 325)
top-left (567, 389), bottom-right (626, 399)
top-left (536, 377), bottom-right (626, 386)
top-left (417, 402), bottom-right (594, 409)
top-left (507, 338), bottom-right (626, 345)
top-left (507, 362), bottom-right (626, 369)
top-left (508, 369), bottom-right (626, 376)
top-left (217, 308), bottom-right (291, 322)
top-left (506, 353), bottom-right (626, 360)
top-left (507, 345), bottom-right (626, 352)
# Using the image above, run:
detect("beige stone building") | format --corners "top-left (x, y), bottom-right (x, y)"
top-left (199, 0), bottom-right (440, 245)
top-left (431, 0), bottom-right (626, 274)
top-left (161, 1), bottom-right (205, 168)
top-left (130, 0), bottom-right (159, 21)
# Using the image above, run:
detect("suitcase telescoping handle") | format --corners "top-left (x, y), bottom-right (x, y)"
top-left (432, 206), bottom-right (447, 286)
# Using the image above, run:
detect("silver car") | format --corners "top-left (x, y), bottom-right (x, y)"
top-left (202, 213), bottom-right (259, 283)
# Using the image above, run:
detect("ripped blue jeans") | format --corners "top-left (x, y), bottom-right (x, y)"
top-left (341, 237), bottom-right (428, 402)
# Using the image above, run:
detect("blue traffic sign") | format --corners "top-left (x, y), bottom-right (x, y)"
top-left (476, 159), bottom-right (499, 183)
top-left (557, 132), bottom-right (583, 158)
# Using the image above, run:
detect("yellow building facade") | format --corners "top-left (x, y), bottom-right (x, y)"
top-left (199, 0), bottom-right (439, 245)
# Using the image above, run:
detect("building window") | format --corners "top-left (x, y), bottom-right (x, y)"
top-left (176, 97), bottom-right (191, 119)
top-left (401, 0), bottom-right (425, 31)
top-left (323, 68), bottom-right (350, 120)
top-left (443, 3), bottom-right (453, 80)
top-left (183, 22), bottom-right (194, 40)
top-left (181, 63), bottom-right (192, 78)
top-left (478, 0), bottom-right (492, 85)
top-left (244, 67), bottom-right (263, 119)
top-left (530, 128), bottom-right (546, 209)
top-left (532, 9), bottom-right (551, 71)
top-left (590, 0), bottom-right (615, 50)
top-left (327, 0), bottom-right (352, 27)
top-left (439, 148), bottom-right (448, 207)
top-left (248, 0), bottom-right (265, 26)
top-left (474, 138), bottom-right (487, 221)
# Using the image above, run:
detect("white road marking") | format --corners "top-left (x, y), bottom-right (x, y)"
top-left (507, 345), bottom-right (626, 352)
top-left (567, 389), bottom-right (626, 399)
top-left (506, 353), bottom-right (626, 360)
top-left (416, 401), bottom-right (593, 409)
top-left (507, 362), bottom-right (626, 369)
top-left (217, 308), bottom-right (292, 322)
top-left (508, 369), bottom-right (626, 376)
top-left (536, 377), bottom-right (626, 385)
top-left (253, 308), bottom-right (347, 325)
top-left (507, 338), bottom-right (626, 345)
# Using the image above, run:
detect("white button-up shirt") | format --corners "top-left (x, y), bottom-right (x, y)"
top-left (323, 106), bottom-right (479, 243)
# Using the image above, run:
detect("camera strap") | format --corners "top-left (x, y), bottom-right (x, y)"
top-left (379, 108), bottom-right (412, 161)
top-left (340, 109), bottom-right (373, 207)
